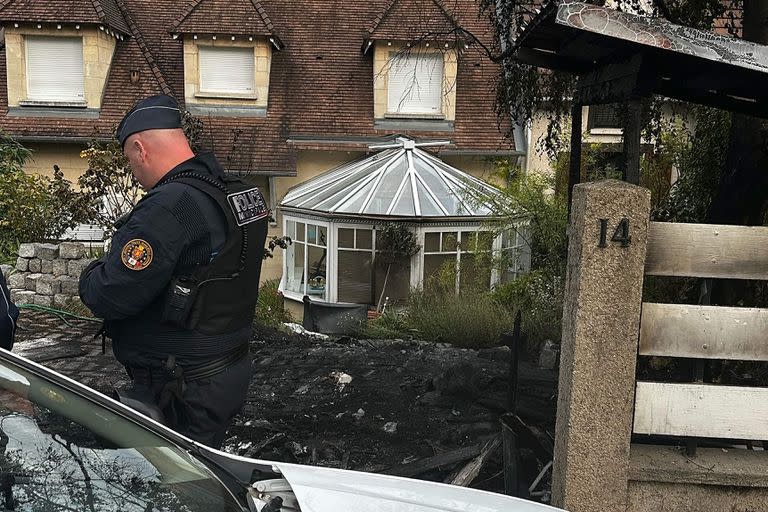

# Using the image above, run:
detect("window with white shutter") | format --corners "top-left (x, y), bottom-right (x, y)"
top-left (387, 53), bottom-right (443, 115)
top-left (199, 46), bottom-right (255, 95)
top-left (25, 37), bottom-right (85, 103)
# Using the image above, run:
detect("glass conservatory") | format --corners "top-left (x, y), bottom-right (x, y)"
top-left (278, 137), bottom-right (530, 305)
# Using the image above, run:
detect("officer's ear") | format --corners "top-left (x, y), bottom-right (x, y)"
top-left (128, 137), bottom-right (148, 161)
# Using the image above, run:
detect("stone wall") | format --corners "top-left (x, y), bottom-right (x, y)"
top-left (3, 242), bottom-right (94, 308)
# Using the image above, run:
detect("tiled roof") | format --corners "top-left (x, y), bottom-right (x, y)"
top-left (171, 0), bottom-right (277, 39)
top-left (368, 0), bottom-right (459, 41)
top-left (0, 0), bottom-right (514, 176)
top-left (0, 0), bottom-right (130, 34)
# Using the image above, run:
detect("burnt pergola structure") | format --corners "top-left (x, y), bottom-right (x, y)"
top-left (510, 1), bottom-right (768, 203)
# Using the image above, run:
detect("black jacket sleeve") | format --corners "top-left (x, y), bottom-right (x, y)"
top-left (0, 272), bottom-right (18, 350)
top-left (78, 190), bottom-right (190, 320)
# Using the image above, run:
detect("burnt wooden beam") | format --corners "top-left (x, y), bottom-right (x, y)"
top-left (383, 445), bottom-right (481, 478)
top-left (445, 435), bottom-right (502, 487)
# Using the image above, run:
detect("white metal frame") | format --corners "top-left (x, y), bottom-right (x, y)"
top-left (333, 222), bottom-right (377, 304)
top-left (280, 217), bottom-right (531, 304)
top-left (417, 226), bottom-right (502, 294)
top-left (282, 216), bottom-right (332, 302)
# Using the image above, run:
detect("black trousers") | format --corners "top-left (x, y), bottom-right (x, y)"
top-left (130, 353), bottom-right (252, 449)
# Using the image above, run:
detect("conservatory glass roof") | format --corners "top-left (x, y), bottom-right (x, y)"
top-left (280, 138), bottom-right (501, 219)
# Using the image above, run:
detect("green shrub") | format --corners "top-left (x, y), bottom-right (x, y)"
top-left (254, 279), bottom-right (293, 328)
top-left (493, 269), bottom-right (564, 355)
top-left (404, 287), bottom-right (514, 348)
top-left (364, 308), bottom-right (412, 339)
top-left (0, 133), bottom-right (94, 261)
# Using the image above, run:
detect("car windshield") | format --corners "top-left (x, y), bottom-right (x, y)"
top-left (0, 354), bottom-right (243, 511)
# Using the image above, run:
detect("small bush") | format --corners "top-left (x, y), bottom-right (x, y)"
top-left (364, 309), bottom-right (412, 339)
top-left (493, 269), bottom-right (564, 356)
top-left (254, 279), bottom-right (292, 328)
top-left (0, 133), bottom-right (94, 261)
top-left (405, 288), bottom-right (514, 348)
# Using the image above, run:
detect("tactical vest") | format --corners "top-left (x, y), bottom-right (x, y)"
top-left (158, 171), bottom-right (269, 335)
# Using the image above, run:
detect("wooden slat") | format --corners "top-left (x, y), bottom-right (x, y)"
top-left (633, 382), bottom-right (768, 440)
top-left (645, 222), bottom-right (768, 279)
top-left (640, 302), bottom-right (768, 361)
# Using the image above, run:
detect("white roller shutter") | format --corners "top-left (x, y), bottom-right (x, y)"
top-left (387, 53), bottom-right (443, 114)
top-left (199, 46), bottom-right (255, 94)
top-left (26, 37), bottom-right (85, 102)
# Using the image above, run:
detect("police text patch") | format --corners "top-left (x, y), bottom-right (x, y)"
top-left (227, 187), bottom-right (269, 226)
top-left (121, 239), bottom-right (153, 271)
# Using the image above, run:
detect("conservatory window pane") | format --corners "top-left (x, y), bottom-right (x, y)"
top-left (460, 231), bottom-right (476, 252)
top-left (366, 160), bottom-right (408, 214)
top-left (441, 232), bottom-right (458, 252)
top-left (286, 242), bottom-right (305, 294)
top-left (296, 222), bottom-right (306, 242)
top-left (460, 253), bottom-right (492, 293)
top-left (391, 180), bottom-right (416, 216)
top-left (414, 159), bottom-right (461, 214)
top-left (286, 220), bottom-right (296, 240)
top-left (340, 179), bottom-right (377, 214)
top-left (338, 250), bottom-right (373, 303)
top-left (339, 228), bottom-right (354, 249)
top-left (375, 259), bottom-right (410, 305)
top-left (318, 226), bottom-right (327, 246)
top-left (424, 232), bottom-right (440, 252)
top-left (357, 229), bottom-right (373, 250)
top-left (307, 245), bottom-right (327, 299)
top-left (478, 231), bottom-right (494, 252)
top-left (415, 180), bottom-right (443, 216)
top-left (423, 253), bottom-right (456, 287)
top-left (307, 225), bottom-right (317, 244)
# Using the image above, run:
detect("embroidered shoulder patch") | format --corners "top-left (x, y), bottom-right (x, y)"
top-left (121, 239), bottom-right (153, 271)
top-left (227, 187), bottom-right (269, 226)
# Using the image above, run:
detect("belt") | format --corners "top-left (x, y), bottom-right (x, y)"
top-left (129, 344), bottom-right (249, 385)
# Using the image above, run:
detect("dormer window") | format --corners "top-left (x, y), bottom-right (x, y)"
top-left (25, 36), bottom-right (85, 104)
top-left (199, 45), bottom-right (255, 97)
top-left (387, 53), bottom-right (443, 116)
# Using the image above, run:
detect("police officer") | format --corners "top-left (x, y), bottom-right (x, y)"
top-left (79, 95), bottom-right (268, 448)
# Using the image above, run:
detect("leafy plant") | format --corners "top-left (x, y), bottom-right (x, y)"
top-left (254, 279), bottom-right (293, 328)
top-left (78, 138), bottom-right (142, 236)
top-left (0, 134), bottom-right (93, 260)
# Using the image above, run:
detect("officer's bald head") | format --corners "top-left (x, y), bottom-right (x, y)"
top-left (124, 128), bottom-right (194, 189)
top-left (118, 95), bottom-right (194, 189)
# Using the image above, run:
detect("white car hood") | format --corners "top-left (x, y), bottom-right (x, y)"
top-left (273, 461), bottom-right (563, 512)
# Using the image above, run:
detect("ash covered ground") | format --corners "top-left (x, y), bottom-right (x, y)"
top-left (13, 310), bottom-right (556, 496)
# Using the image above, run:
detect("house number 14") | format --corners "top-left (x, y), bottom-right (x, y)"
top-left (598, 218), bottom-right (631, 248)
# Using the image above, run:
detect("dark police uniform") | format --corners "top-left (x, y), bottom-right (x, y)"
top-left (79, 96), bottom-right (268, 448)
top-left (0, 272), bottom-right (18, 350)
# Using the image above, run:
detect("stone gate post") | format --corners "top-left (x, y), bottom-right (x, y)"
top-left (552, 180), bottom-right (651, 511)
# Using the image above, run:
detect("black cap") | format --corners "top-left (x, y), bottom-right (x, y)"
top-left (117, 95), bottom-right (182, 147)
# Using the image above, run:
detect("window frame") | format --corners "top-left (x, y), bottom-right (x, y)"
top-left (282, 218), bottom-right (332, 302)
top-left (335, 224), bottom-right (377, 304)
top-left (386, 51), bottom-right (444, 117)
top-left (24, 35), bottom-right (86, 105)
top-left (419, 227), bottom-right (503, 294)
top-left (197, 44), bottom-right (257, 99)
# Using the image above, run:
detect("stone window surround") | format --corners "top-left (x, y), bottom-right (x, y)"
top-left (183, 37), bottom-right (271, 110)
top-left (373, 41), bottom-right (458, 123)
top-left (3, 24), bottom-right (116, 111)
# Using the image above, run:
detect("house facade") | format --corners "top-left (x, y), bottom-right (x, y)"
top-left (0, 0), bottom-right (522, 311)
